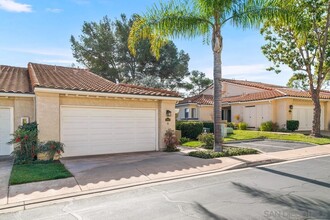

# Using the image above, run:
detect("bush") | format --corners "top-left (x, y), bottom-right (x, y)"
top-left (238, 122), bottom-right (248, 130)
top-left (227, 122), bottom-right (237, 130)
top-left (202, 122), bottom-right (214, 133)
top-left (39, 141), bottom-right (65, 160)
top-left (164, 129), bottom-right (179, 152)
top-left (188, 147), bottom-right (259, 159)
top-left (179, 137), bottom-right (190, 145)
top-left (260, 121), bottom-right (279, 132)
top-left (9, 122), bottom-right (39, 164)
top-left (287, 120), bottom-right (299, 132)
top-left (176, 121), bottom-right (203, 139)
top-left (197, 133), bottom-right (214, 149)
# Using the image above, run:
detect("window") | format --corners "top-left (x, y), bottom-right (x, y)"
top-left (191, 108), bottom-right (197, 118)
top-left (184, 108), bottom-right (189, 119)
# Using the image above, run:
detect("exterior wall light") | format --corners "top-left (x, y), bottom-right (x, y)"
top-left (166, 110), bottom-right (172, 117)
top-left (289, 105), bottom-right (293, 113)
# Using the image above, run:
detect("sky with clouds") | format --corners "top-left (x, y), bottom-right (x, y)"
top-left (0, 0), bottom-right (292, 86)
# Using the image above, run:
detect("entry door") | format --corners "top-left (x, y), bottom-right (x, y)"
top-left (0, 108), bottom-right (12, 155)
top-left (60, 107), bottom-right (158, 157)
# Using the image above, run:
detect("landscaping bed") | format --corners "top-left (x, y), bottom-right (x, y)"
top-left (10, 161), bottom-right (72, 185)
top-left (188, 147), bottom-right (259, 159)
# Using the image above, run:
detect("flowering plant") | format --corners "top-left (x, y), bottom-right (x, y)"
top-left (9, 122), bottom-right (39, 164)
top-left (39, 141), bottom-right (65, 160)
top-left (164, 129), bottom-right (179, 152)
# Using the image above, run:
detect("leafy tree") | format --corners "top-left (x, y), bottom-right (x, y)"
top-left (183, 70), bottom-right (212, 95)
top-left (128, 0), bottom-right (287, 151)
top-left (70, 14), bottom-right (189, 89)
top-left (261, 0), bottom-right (330, 137)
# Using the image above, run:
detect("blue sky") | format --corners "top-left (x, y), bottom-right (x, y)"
top-left (0, 0), bottom-right (292, 86)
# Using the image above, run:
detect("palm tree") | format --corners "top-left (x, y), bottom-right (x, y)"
top-left (128, 0), bottom-right (288, 152)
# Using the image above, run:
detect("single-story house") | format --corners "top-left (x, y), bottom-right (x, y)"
top-left (0, 63), bottom-right (181, 157)
top-left (176, 78), bottom-right (330, 131)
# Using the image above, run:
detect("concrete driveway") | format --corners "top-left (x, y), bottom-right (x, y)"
top-left (0, 156), bottom-right (13, 205)
top-left (60, 152), bottom-right (238, 191)
top-left (225, 140), bottom-right (316, 153)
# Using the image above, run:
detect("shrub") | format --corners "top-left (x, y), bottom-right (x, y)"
top-left (202, 122), bottom-right (214, 133)
top-left (188, 147), bottom-right (259, 159)
top-left (176, 121), bottom-right (203, 139)
top-left (226, 127), bottom-right (234, 134)
top-left (238, 122), bottom-right (248, 130)
top-left (287, 120), bottom-right (299, 132)
top-left (164, 129), bottom-right (179, 152)
top-left (9, 122), bottom-right (39, 164)
top-left (39, 141), bottom-right (65, 160)
top-left (198, 133), bottom-right (214, 149)
top-left (179, 137), bottom-right (190, 145)
top-left (260, 121), bottom-right (279, 132)
top-left (227, 122), bottom-right (237, 129)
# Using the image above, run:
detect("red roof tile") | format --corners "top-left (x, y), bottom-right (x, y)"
top-left (222, 78), bottom-right (287, 90)
top-left (28, 63), bottom-right (180, 97)
top-left (0, 65), bottom-right (32, 93)
top-left (178, 94), bottom-right (214, 105)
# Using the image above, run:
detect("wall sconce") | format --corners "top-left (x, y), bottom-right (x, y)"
top-left (289, 105), bottom-right (293, 113)
top-left (166, 110), bottom-right (172, 117)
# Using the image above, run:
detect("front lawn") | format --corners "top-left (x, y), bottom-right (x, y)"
top-left (224, 130), bottom-right (330, 145)
top-left (188, 147), bottom-right (259, 159)
top-left (182, 141), bottom-right (204, 148)
top-left (10, 161), bottom-right (72, 185)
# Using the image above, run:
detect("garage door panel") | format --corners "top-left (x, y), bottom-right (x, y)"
top-left (0, 108), bottom-right (12, 155)
top-left (61, 107), bottom-right (157, 157)
top-left (292, 106), bottom-right (324, 130)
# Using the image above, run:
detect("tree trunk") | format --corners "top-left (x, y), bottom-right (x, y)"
top-left (310, 91), bottom-right (322, 137)
top-left (213, 28), bottom-right (223, 152)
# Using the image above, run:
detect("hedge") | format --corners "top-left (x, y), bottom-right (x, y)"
top-left (202, 122), bottom-right (214, 133)
top-left (176, 121), bottom-right (203, 139)
top-left (287, 120), bottom-right (299, 131)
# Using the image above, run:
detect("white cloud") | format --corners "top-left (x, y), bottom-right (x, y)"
top-left (0, 0), bottom-right (32, 12)
top-left (46, 8), bottom-right (63, 13)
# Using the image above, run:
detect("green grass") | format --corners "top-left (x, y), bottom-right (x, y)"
top-left (188, 147), bottom-right (259, 159)
top-left (182, 141), bottom-right (204, 148)
top-left (224, 130), bottom-right (330, 145)
top-left (10, 161), bottom-right (72, 185)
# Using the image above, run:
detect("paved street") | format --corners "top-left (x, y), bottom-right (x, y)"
top-left (1, 155), bottom-right (329, 220)
top-left (225, 140), bottom-right (315, 153)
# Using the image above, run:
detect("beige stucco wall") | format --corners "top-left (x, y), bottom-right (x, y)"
top-left (36, 93), bottom-right (177, 151)
top-left (325, 101), bottom-right (330, 130)
top-left (36, 92), bottom-right (60, 142)
top-left (223, 82), bottom-right (265, 97)
top-left (199, 105), bottom-right (213, 121)
top-left (0, 96), bottom-right (35, 130)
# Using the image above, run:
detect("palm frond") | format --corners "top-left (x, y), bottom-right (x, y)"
top-left (128, 0), bottom-right (212, 58)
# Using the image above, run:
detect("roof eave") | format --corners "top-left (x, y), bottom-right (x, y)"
top-left (34, 87), bottom-right (183, 101)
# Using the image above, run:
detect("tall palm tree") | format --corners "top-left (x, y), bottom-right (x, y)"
top-left (128, 0), bottom-right (288, 152)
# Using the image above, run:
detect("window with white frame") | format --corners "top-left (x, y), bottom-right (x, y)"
top-left (184, 108), bottom-right (189, 119)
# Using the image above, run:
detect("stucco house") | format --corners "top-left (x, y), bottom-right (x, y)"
top-left (0, 63), bottom-right (181, 157)
top-left (176, 78), bottom-right (330, 131)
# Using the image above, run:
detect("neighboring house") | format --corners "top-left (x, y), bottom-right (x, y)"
top-left (0, 63), bottom-right (181, 157)
top-left (177, 79), bottom-right (330, 131)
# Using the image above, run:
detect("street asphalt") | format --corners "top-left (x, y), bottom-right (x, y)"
top-left (225, 140), bottom-right (315, 153)
top-left (1, 155), bottom-right (329, 220)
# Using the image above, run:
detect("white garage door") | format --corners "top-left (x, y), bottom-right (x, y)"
top-left (60, 107), bottom-right (157, 157)
top-left (292, 106), bottom-right (324, 130)
top-left (0, 108), bottom-right (13, 156)
top-left (243, 106), bottom-right (257, 128)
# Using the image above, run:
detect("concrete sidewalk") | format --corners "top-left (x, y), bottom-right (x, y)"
top-left (1, 144), bottom-right (330, 212)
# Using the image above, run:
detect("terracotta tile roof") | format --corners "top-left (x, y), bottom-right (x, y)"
top-left (179, 88), bottom-right (330, 105)
top-left (178, 94), bottom-right (214, 105)
top-left (28, 63), bottom-right (180, 97)
top-left (222, 78), bottom-right (287, 90)
top-left (277, 88), bottom-right (330, 99)
top-left (0, 65), bottom-right (32, 93)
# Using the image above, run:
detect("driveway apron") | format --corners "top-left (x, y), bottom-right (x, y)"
top-left (0, 156), bottom-right (13, 205)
